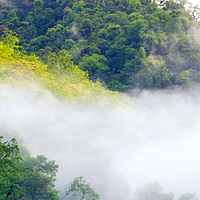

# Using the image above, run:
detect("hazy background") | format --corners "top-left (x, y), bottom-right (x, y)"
top-left (1, 84), bottom-right (200, 200)
top-left (189, 0), bottom-right (200, 5)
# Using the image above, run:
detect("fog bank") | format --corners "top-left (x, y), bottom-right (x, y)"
top-left (1, 84), bottom-right (200, 199)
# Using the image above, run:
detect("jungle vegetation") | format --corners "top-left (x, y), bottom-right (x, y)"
top-left (1, 0), bottom-right (200, 91)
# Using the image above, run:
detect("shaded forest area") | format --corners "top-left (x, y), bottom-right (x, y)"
top-left (1, 0), bottom-right (200, 91)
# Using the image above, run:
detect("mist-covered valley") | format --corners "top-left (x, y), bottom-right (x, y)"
top-left (1, 84), bottom-right (200, 200)
top-left (1, 0), bottom-right (200, 198)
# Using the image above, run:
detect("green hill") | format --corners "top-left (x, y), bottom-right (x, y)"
top-left (0, 32), bottom-right (126, 104)
top-left (1, 0), bottom-right (200, 91)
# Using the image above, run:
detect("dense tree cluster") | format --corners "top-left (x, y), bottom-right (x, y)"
top-left (1, 0), bottom-right (200, 90)
top-left (0, 136), bottom-right (59, 199)
top-left (0, 32), bottom-right (126, 104)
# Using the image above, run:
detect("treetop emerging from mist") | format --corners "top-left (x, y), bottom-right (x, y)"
top-left (66, 176), bottom-right (100, 200)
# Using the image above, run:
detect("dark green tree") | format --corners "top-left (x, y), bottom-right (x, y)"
top-left (79, 53), bottom-right (109, 81)
top-left (0, 136), bottom-right (31, 200)
top-left (1, 0), bottom-right (200, 91)
top-left (20, 155), bottom-right (59, 200)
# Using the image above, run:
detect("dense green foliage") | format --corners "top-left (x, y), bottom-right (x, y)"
top-left (19, 155), bottom-right (59, 200)
top-left (0, 32), bottom-right (126, 104)
top-left (1, 0), bottom-right (200, 90)
top-left (0, 136), bottom-right (31, 199)
top-left (0, 136), bottom-right (59, 200)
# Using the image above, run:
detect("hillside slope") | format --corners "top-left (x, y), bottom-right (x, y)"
top-left (1, 0), bottom-right (200, 90)
top-left (0, 33), bottom-right (125, 104)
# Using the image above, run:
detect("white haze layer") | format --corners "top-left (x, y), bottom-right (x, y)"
top-left (1, 84), bottom-right (200, 200)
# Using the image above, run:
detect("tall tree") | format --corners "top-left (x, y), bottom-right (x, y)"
top-left (19, 155), bottom-right (59, 200)
top-left (66, 176), bottom-right (100, 200)
top-left (0, 136), bottom-right (31, 200)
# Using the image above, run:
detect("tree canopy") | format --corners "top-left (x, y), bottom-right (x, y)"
top-left (66, 176), bottom-right (100, 200)
top-left (1, 0), bottom-right (200, 91)
top-left (0, 136), bottom-right (59, 200)
top-left (0, 32), bottom-right (127, 105)
top-left (0, 136), bottom-right (31, 199)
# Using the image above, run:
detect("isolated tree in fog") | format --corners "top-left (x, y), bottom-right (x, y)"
top-left (66, 176), bottom-right (100, 200)
top-left (133, 182), bottom-right (174, 200)
top-left (179, 193), bottom-right (199, 200)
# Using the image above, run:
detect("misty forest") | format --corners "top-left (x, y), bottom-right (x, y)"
top-left (1, 0), bottom-right (200, 199)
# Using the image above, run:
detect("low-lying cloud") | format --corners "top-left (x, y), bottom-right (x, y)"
top-left (1, 84), bottom-right (200, 200)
